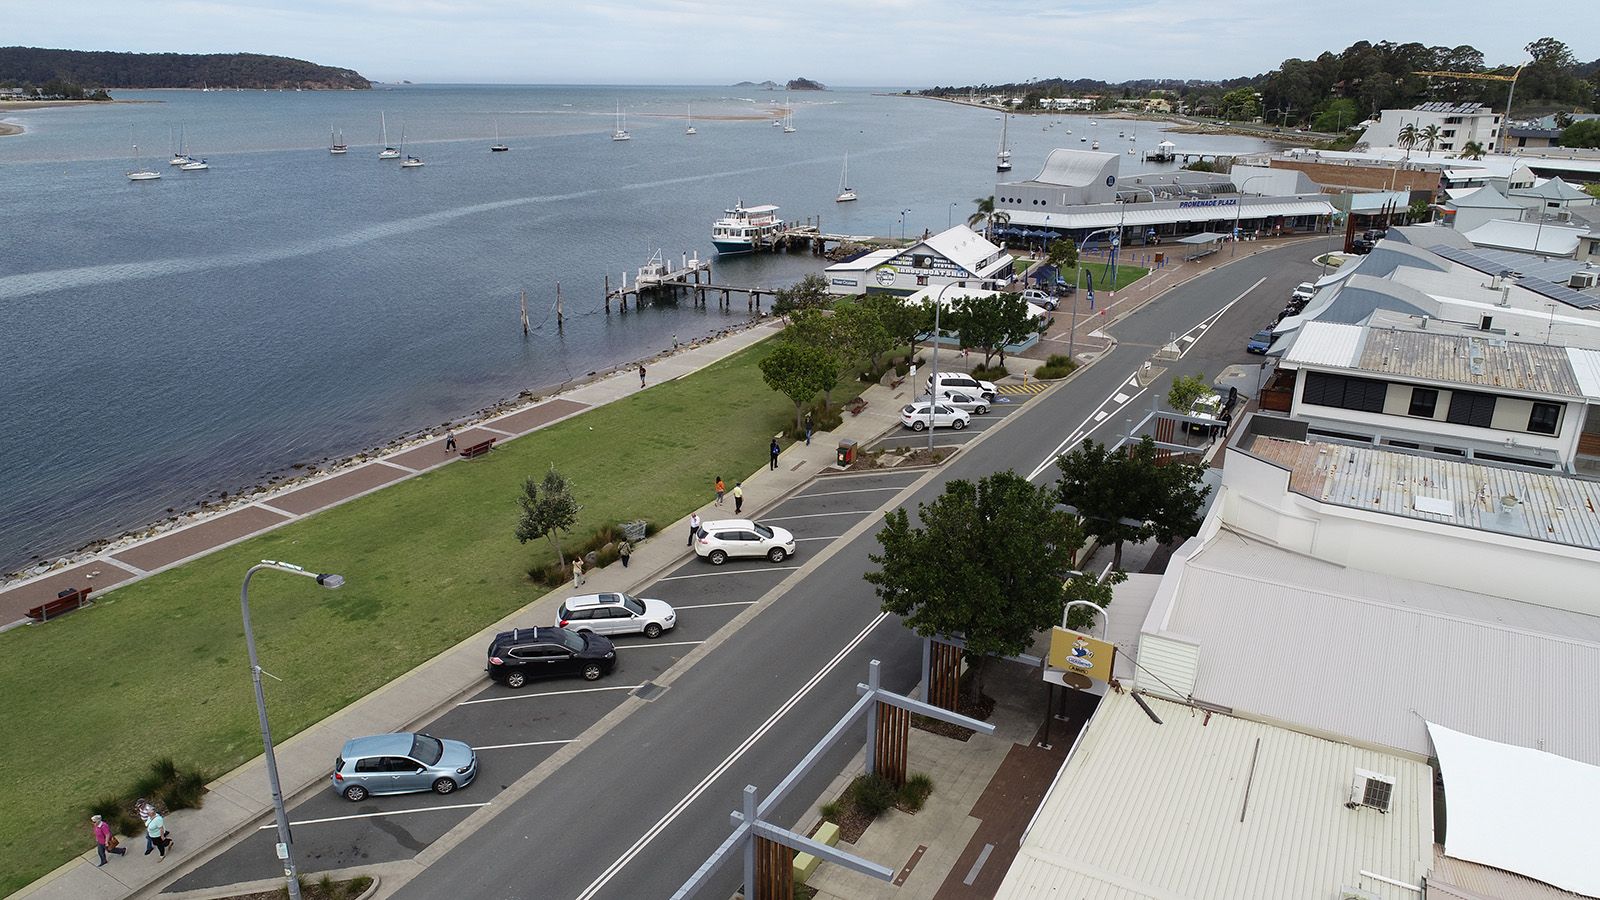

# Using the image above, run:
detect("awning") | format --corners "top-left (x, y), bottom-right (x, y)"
top-left (1177, 232), bottom-right (1228, 244)
top-left (1000, 198), bottom-right (1338, 231)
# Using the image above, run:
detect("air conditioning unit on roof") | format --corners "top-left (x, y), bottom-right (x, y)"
top-left (1348, 769), bottom-right (1395, 812)
top-left (1570, 270), bottom-right (1598, 289)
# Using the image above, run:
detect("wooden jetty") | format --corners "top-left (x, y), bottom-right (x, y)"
top-left (605, 250), bottom-right (774, 314)
top-left (1142, 148), bottom-right (1228, 165)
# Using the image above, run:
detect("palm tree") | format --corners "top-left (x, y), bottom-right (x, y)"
top-left (1397, 122), bottom-right (1418, 158)
top-left (1420, 124), bottom-right (1442, 157)
top-left (968, 195), bottom-right (1010, 241)
top-left (1458, 140), bottom-right (1486, 160)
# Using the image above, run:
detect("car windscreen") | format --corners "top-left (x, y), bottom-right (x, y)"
top-left (557, 629), bottom-right (586, 652)
top-left (410, 734), bottom-right (444, 766)
top-left (752, 523), bottom-right (775, 539)
top-left (621, 595), bottom-right (645, 615)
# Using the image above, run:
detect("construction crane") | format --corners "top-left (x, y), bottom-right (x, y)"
top-left (1413, 66), bottom-right (1528, 150)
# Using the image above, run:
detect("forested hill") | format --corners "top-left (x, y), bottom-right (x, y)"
top-left (0, 47), bottom-right (371, 90)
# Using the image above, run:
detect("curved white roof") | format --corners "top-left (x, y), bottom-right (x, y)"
top-left (1027, 148), bottom-right (1118, 187)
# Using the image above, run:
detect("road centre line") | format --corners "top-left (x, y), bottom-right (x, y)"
top-left (616, 640), bottom-right (703, 650)
top-left (673, 601), bottom-right (758, 611)
top-left (762, 511), bottom-right (871, 521)
top-left (794, 486), bottom-right (908, 499)
top-left (260, 803), bottom-right (489, 829)
top-left (794, 535), bottom-right (847, 542)
top-left (656, 566), bottom-right (803, 581)
top-left (457, 684), bottom-right (644, 706)
top-left (574, 611), bottom-right (892, 900)
top-left (473, 739), bottom-right (575, 751)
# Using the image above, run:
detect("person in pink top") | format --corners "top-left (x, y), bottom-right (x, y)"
top-left (91, 815), bottom-right (126, 866)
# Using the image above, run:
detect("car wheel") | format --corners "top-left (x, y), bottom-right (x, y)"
top-left (582, 663), bottom-right (603, 681)
top-left (342, 785), bottom-right (368, 802)
top-left (768, 547), bottom-right (787, 563)
top-left (643, 622), bottom-right (663, 639)
top-left (505, 670), bottom-right (527, 689)
top-left (953, 418), bottom-right (967, 430)
top-left (975, 405), bottom-right (988, 415)
top-left (911, 420), bottom-right (926, 432)
top-left (432, 777), bottom-right (457, 795)
top-left (708, 549), bottom-right (727, 565)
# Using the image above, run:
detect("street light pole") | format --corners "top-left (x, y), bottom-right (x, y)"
top-left (241, 560), bottom-right (345, 900)
top-left (899, 208), bottom-right (911, 241)
top-left (1231, 174), bottom-right (1272, 257)
top-left (926, 281), bottom-right (959, 452)
top-left (948, 202), bottom-right (957, 229)
top-left (1067, 226), bottom-right (1119, 365)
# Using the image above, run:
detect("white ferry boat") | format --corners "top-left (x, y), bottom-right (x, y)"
top-left (711, 202), bottom-right (782, 255)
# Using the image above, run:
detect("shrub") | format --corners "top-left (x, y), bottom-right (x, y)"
top-left (346, 876), bottom-right (374, 897)
top-left (850, 773), bottom-right (898, 818)
top-left (818, 800), bottom-right (841, 821)
top-left (971, 363), bottom-right (1009, 381)
top-left (1035, 353), bottom-right (1077, 380)
top-left (93, 758), bottom-right (208, 837)
top-left (899, 773), bottom-right (934, 812)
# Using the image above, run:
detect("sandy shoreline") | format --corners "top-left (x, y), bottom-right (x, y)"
top-left (0, 122), bottom-right (21, 137)
top-left (0, 98), bottom-right (153, 136)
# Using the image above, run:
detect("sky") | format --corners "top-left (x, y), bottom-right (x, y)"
top-left (6, 0), bottom-right (1596, 87)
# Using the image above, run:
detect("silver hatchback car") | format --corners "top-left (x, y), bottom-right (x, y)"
top-left (331, 732), bottom-right (478, 802)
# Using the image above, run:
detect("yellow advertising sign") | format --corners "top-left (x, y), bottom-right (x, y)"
top-left (1048, 626), bottom-right (1116, 684)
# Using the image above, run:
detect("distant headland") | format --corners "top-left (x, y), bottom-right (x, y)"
top-left (731, 78), bottom-right (827, 91)
top-left (0, 47), bottom-right (371, 90)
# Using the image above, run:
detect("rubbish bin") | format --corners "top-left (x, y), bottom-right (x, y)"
top-left (837, 439), bottom-right (858, 467)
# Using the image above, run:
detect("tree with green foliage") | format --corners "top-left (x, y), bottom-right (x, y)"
top-left (1419, 123), bottom-right (1442, 156)
top-left (1047, 237), bottom-right (1078, 272)
top-left (772, 273), bottom-right (833, 316)
top-left (947, 292), bottom-right (1036, 368)
top-left (760, 340), bottom-right (840, 432)
top-left (514, 466), bottom-right (582, 566)
top-left (1063, 569), bottom-right (1128, 631)
top-left (865, 471), bottom-right (1084, 703)
top-left (780, 309), bottom-right (847, 411)
top-left (1166, 374), bottom-right (1210, 415)
top-left (1408, 199), bottom-right (1432, 222)
top-left (1219, 87), bottom-right (1260, 120)
top-left (863, 293), bottom-right (933, 361)
top-left (1458, 140), bottom-right (1486, 160)
top-left (1397, 122), bottom-right (1419, 156)
top-left (1561, 119), bottom-right (1600, 149)
top-left (967, 196), bottom-right (1010, 241)
top-left (832, 301), bottom-right (892, 372)
top-left (1310, 98), bottom-right (1359, 134)
top-left (1055, 436), bottom-right (1210, 569)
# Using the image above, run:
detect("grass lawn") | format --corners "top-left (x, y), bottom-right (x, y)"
top-left (1058, 260), bottom-right (1149, 292)
top-left (0, 337), bottom-right (850, 895)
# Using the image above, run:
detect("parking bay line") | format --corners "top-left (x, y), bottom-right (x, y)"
top-left (793, 486), bottom-right (907, 499)
top-left (457, 684), bottom-right (644, 706)
top-left (473, 739), bottom-right (576, 751)
top-left (615, 640), bottom-right (703, 650)
top-left (794, 535), bottom-right (847, 542)
top-left (762, 511), bottom-right (871, 522)
top-left (656, 566), bottom-right (802, 582)
top-left (259, 802), bottom-right (489, 829)
top-left (673, 601), bottom-right (758, 611)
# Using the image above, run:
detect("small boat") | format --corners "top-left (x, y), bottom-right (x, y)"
top-left (379, 113), bottom-right (400, 159)
top-left (127, 142), bottom-right (161, 181)
top-left (835, 152), bottom-right (857, 203)
top-left (996, 114), bottom-right (1012, 172)
top-left (399, 127), bottom-right (423, 167)
top-left (782, 102), bottom-right (796, 133)
top-left (1091, 140), bottom-right (1100, 150)
top-left (491, 119), bottom-right (508, 152)
top-left (330, 128), bottom-right (348, 154)
top-left (1127, 148), bottom-right (1136, 155)
top-left (685, 104), bottom-right (696, 136)
top-left (169, 125), bottom-right (191, 165)
top-left (180, 158), bottom-right (209, 170)
top-left (612, 102), bottom-right (631, 141)
top-left (1089, 119), bottom-right (1098, 126)
top-left (711, 201), bottom-right (783, 255)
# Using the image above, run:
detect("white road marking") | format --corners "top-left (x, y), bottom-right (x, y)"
top-left (760, 511), bottom-right (866, 521)
top-left (964, 843), bottom-right (996, 885)
top-left (672, 601), bottom-right (758, 611)
top-left (457, 684), bottom-right (644, 706)
top-left (1093, 411), bottom-right (1108, 421)
top-left (794, 486), bottom-right (906, 499)
top-left (794, 535), bottom-right (847, 542)
top-left (473, 739), bottom-right (575, 751)
top-left (615, 640), bottom-right (703, 650)
top-left (574, 611), bottom-right (891, 900)
top-left (259, 802), bottom-right (489, 829)
top-left (656, 566), bottom-right (803, 581)
top-left (1112, 392), bottom-right (1129, 404)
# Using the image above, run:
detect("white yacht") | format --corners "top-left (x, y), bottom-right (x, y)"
top-left (685, 104), bottom-right (696, 136)
top-left (996, 114), bottom-right (1012, 172)
top-left (180, 158), bottom-right (209, 170)
top-left (612, 102), bottom-right (631, 141)
top-left (711, 202), bottom-right (782, 255)
top-left (330, 128), bottom-right (348, 154)
top-left (169, 125), bottom-right (191, 165)
top-left (128, 143), bottom-right (161, 181)
top-left (399, 127), bottom-right (423, 167)
top-left (379, 112), bottom-right (400, 159)
top-left (835, 153), bottom-right (856, 203)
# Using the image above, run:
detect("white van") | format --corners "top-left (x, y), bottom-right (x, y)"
top-left (927, 372), bottom-right (998, 402)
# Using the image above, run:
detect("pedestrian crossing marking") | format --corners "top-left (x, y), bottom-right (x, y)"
top-left (997, 381), bottom-right (1049, 395)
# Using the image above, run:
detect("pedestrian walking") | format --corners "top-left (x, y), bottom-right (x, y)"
top-left (714, 476), bottom-right (726, 507)
top-left (732, 482), bottom-right (744, 514)
top-left (672, 332), bottom-right (679, 350)
top-left (92, 815), bottom-right (125, 866)
top-left (618, 539), bottom-right (632, 568)
top-left (444, 430), bottom-right (457, 452)
top-left (572, 558), bottom-right (584, 587)
top-left (639, 364), bottom-right (646, 388)
top-left (142, 809), bottom-right (169, 860)
top-left (687, 512), bottom-right (701, 547)
top-left (770, 438), bottom-right (781, 470)
top-left (804, 411), bottom-right (813, 446)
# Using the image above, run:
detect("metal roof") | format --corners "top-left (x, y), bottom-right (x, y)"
top-left (1282, 320), bottom-right (1365, 366)
top-left (1427, 244), bottom-right (1600, 309)
top-left (1154, 528), bottom-right (1600, 767)
top-left (1511, 177), bottom-right (1594, 202)
top-left (918, 225), bottom-right (1011, 277)
top-left (1000, 197), bottom-right (1336, 230)
top-left (1464, 219), bottom-right (1588, 257)
top-left (1010, 147), bottom-right (1118, 187)
top-left (1351, 325), bottom-right (1590, 396)
top-left (1246, 436), bottom-right (1600, 549)
top-left (1429, 848), bottom-right (1589, 900)
top-left (1447, 184), bottom-right (1524, 210)
top-left (997, 690), bottom-right (1434, 900)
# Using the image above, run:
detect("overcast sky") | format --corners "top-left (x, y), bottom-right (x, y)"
top-left (7, 0), bottom-right (1595, 87)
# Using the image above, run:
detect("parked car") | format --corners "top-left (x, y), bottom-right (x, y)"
top-left (923, 388), bottom-right (989, 415)
top-left (558, 592), bottom-right (676, 639)
top-left (1290, 282), bottom-right (1316, 303)
top-left (694, 519), bottom-right (798, 565)
top-left (1350, 238), bottom-right (1374, 255)
top-left (1247, 327), bottom-right (1274, 354)
top-left (485, 626), bottom-right (616, 688)
top-left (1020, 288), bottom-right (1058, 311)
top-left (331, 732), bottom-right (477, 802)
top-left (900, 400), bottom-right (972, 432)
top-left (927, 372), bottom-right (997, 402)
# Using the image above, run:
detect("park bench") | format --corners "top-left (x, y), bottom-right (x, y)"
top-left (459, 437), bottom-right (496, 459)
top-left (28, 586), bottom-right (93, 622)
top-left (846, 397), bottom-right (868, 416)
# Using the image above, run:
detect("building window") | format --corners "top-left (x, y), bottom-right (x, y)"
top-left (1302, 372), bottom-right (1387, 413)
top-left (915, 275), bottom-right (929, 286)
top-left (1443, 129), bottom-right (1456, 137)
top-left (1527, 403), bottom-right (1561, 434)
top-left (1445, 390), bottom-right (1496, 428)
top-left (1407, 388), bottom-right (1438, 418)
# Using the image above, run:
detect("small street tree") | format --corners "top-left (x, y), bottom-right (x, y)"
top-left (514, 465), bottom-right (582, 566)
top-left (948, 292), bottom-right (1037, 367)
top-left (865, 294), bottom-right (934, 361)
top-left (1166, 373), bottom-right (1210, 415)
top-left (772, 273), bottom-right (833, 316)
top-left (1055, 436), bottom-right (1210, 569)
top-left (760, 340), bottom-right (840, 432)
top-left (1047, 237), bottom-right (1078, 273)
top-left (865, 471), bottom-right (1084, 704)
top-left (832, 301), bottom-right (892, 372)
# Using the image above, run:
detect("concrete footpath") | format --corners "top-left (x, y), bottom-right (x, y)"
top-left (10, 326), bottom-right (912, 900)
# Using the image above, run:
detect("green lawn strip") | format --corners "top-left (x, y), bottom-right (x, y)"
top-left (0, 337), bottom-right (862, 894)
top-left (1060, 260), bottom-right (1148, 292)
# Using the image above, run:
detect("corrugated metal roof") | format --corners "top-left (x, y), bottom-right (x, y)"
top-left (996, 691), bottom-right (1434, 900)
top-left (1567, 347), bottom-right (1600, 397)
top-left (1160, 529), bottom-right (1600, 766)
top-left (1511, 177), bottom-right (1594, 202)
top-left (1447, 185), bottom-right (1524, 210)
top-left (1429, 847), bottom-right (1587, 900)
top-left (999, 197), bottom-right (1336, 230)
top-left (1282, 321), bottom-right (1365, 366)
top-left (1246, 437), bottom-right (1600, 550)
top-left (920, 225), bottom-right (1009, 276)
top-left (1342, 326), bottom-right (1594, 397)
top-left (1011, 148), bottom-right (1118, 187)
top-left (1464, 219), bottom-right (1587, 257)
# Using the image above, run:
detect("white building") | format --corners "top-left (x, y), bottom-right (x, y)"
top-left (1359, 101), bottom-right (1503, 154)
top-left (822, 224), bottom-right (1012, 296)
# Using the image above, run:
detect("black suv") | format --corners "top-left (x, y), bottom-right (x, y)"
top-left (486, 626), bottom-right (616, 688)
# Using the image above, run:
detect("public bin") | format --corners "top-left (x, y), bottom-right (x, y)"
top-left (1154, 252), bottom-right (1165, 267)
top-left (837, 439), bottom-right (858, 466)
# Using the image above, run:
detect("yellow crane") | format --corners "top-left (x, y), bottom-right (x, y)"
top-left (1413, 66), bottom-right (1528, 150)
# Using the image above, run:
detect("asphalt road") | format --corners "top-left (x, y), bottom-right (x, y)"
top-left (172, 242), bottom-right (1319, 898)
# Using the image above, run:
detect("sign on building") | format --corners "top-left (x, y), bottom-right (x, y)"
top-left (1047, 626), bottom-right (1116, 684)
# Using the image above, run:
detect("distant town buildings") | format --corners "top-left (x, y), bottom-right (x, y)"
top-left (1358, 101), bottom-right (1504, 154)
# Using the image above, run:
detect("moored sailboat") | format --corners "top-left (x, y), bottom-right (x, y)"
top-left (835, 153), bottom-right (856, 203)
top-left (379, 112), bottom-right (400, 159)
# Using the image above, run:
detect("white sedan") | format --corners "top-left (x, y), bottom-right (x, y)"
top-left (900, 401), bottom-right (972, 431)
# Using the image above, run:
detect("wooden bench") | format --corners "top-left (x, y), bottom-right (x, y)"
top-left (459, 438), bottom-right (496, 459)
top-left (793, 821), bottom-right (841, 885)
top-left (28, 587), bottom-right (93, 622)
top-left (846, 397), bottom-right (868, 416)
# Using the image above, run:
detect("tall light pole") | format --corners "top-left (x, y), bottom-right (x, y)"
top-left (925, 280), bottom-right (961, 451)
top-left (1231, 173), bottom-right (1272, 256)
top-left (1068, 226), bottom-right (1120, 364)
top-left (241, 560), bottom-right (345, 900)
top-left (899, 208), bottom-right (911, 241)
top-left (948, 202), bottom-right (957, 229)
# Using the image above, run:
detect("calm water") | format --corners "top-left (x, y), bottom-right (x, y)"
top-left (0, 85), bottom-right (1278, 572)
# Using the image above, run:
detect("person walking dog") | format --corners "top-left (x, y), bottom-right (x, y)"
top-left (92, 815), bottom-right (125, 866)
top-left (732, 482), bottom-right (744, 514)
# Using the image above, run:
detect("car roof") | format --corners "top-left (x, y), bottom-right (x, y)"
top-left (562, 593), bottom-right (622, 608)
top-left (491, 625), bottom-right (566, 646)
top-left (342, 733), bottom-right (415, 757)
top-left (701, 518), bottom-right (759, 530)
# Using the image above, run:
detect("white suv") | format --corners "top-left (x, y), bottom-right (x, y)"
top-left (901, 400), bottom-right (972, 431)
top-left (927, 372), bottom-right (997, 402)
top-left (694, 519), bottom-right (798, 565)
top-left (1291, 282), bottom-right (1316, 303)
top-left (557, 593), bottom-right (676, 639)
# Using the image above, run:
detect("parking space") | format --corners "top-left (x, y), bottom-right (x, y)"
top-left (168, 468), bottom-right (923, 893)
top-left (868, 390), bottom-right (1032, 452)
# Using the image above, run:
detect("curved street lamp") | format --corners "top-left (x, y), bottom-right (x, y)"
top-left (241, 560), bottom-right (345, 900)
top-left (1068, 225), bottom-right (1121, 363)
top-left (1231, 173), bottom-right (1273, 256)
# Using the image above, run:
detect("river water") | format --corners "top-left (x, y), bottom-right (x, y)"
top-left (0, 85), bottom-right (1279, 572)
